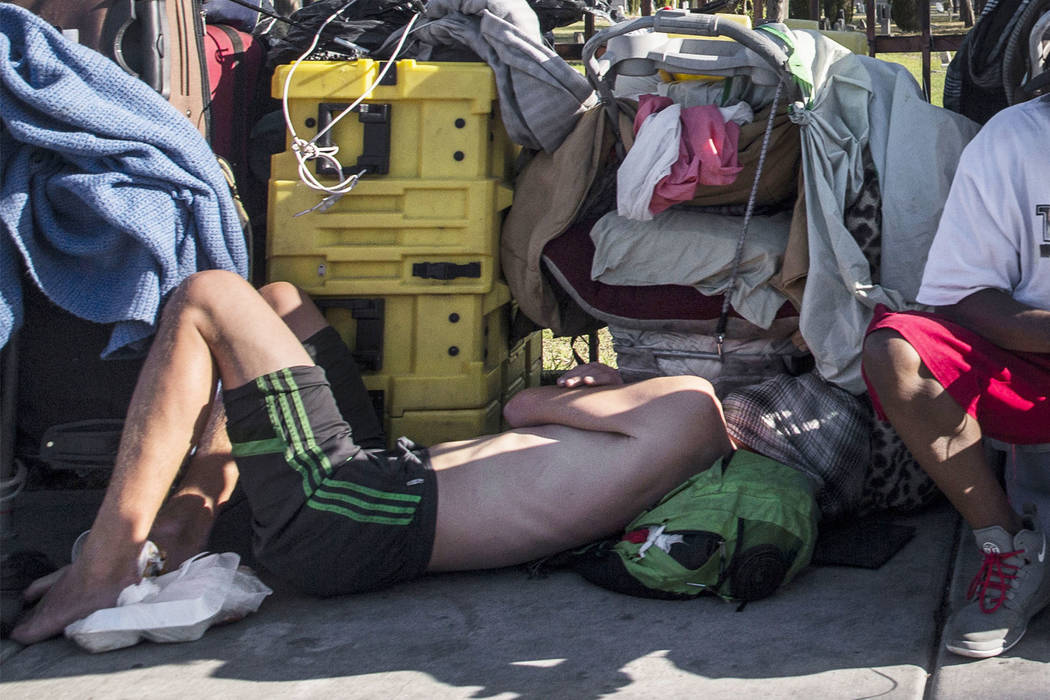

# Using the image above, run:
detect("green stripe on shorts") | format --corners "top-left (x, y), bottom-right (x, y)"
top-left (257, 369), bottom-right (334, 497)
top-left (308, 499), bottom-right (415, 525)
top-left (312, 486), bottom-right (417, 516)
top-left (320, 477), bottom-right (422, 504)
top-left (231, 437), bottom-right (286, 457)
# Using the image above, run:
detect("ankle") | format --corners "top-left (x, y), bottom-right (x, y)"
top-left (1004, 513), bottom-right (1027, 536)
top-left (167, 490), bottom-right (217, 515)
top-left (71, 535), bottom-right (148, 587)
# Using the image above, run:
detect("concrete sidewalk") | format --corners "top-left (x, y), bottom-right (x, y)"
top-left (2, 491), bottom-right (1048, 698)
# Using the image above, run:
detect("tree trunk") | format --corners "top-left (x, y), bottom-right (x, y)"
top-left (765, 0), bottom-right (790, 21)
top-left (959, 0), bottom-right (975, 26)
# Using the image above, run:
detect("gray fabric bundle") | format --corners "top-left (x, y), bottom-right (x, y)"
top-left (400, 0), bottom-right (596, 152)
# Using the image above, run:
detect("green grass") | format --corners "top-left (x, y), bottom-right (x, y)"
top-left (885, 7), bottom-right (966, 107)
top-left (542, 328), bottom-right (617, 374)
top-left (879, 52), bottom-right (950, 107)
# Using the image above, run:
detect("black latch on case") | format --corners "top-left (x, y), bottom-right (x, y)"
top-left (412, 262), bottom-right (482, 281)
top-left (377, 61), bottom-right (397, 85)
top-left (314, 297), bottom-right (385, 371)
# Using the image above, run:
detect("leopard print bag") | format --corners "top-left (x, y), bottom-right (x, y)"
top-left (846, 148), bottom-right (940, 515)
top-left (859, 415), bottom-right (941, 515)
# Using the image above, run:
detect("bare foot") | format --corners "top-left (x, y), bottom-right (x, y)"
top-left (10, 557), bottom-right (140, 645)
top-left (149, 492), bottom-right (217, 571)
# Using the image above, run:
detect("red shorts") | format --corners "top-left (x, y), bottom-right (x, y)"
top-left (864, 305), bottom-right (1050, 445)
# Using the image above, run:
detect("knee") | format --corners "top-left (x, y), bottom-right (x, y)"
top-left (257, 280), bottom-right (305, 316)
top-left (861, 328), bottom-right (920, 397)
top-left (648, 374), bottom-right (726, 434)
top-left (166, 270), bottom-right (249, 318)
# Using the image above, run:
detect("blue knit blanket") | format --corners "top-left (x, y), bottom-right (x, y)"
top-left (0, 5), bottom-right (248, 357)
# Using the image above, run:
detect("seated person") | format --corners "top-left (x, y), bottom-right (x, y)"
top-left (862, 94), bottom-right (1050, 659)
top-left (11, 271), bottom-right (734, 645)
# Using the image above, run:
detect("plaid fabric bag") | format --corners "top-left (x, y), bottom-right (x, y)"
top-left (722, 372), bottom-right (870, 520)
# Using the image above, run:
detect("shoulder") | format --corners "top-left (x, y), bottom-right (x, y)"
top-left (972, 96), bottom-right (1050, 147)
top-left (953, 96), bottom-right (1049, 180)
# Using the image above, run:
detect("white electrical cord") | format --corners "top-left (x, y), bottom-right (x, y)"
top-left (281, 2), bottom-right (421, 198)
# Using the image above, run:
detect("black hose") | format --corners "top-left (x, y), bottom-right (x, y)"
top-left (1003, 0), bottom-right (1050, 104)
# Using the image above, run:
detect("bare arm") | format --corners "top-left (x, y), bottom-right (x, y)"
top-left (503, 370), bottom-right (726, 445)
top-left (504, 362), bottom-right (626, 430)
top-left (555, 361), bottom-right (624, 388)
top-left (939, 288), bottom-right (1050, 353)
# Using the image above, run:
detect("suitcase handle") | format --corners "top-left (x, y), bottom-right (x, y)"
top-left (136, 0), bottom-right (168, 97)
top-left (110, 0), bottom-right (170, 97)
top-left (651, 10), bottom-right (722, 36)
top-left (39, 420), bottom-right (125, 471)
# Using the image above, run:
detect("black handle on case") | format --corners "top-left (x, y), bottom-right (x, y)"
top-left (314, 102), bottom-right (392, 179)
top-left (314, 298), bottom-right (385, 371)
top-left (412, 262), bottom-right (482, 281)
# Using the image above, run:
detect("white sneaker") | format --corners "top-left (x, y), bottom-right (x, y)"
top-left (945, 507), bottom-right (1050, 658)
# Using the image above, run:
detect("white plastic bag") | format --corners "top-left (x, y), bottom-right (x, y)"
top-left (64, 552), bottom-right (272, 653)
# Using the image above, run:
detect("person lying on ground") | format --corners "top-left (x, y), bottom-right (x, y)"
top-left (862, 93), bottom-right (1050, 659)
top-left (11, 271), bottom-right (733, 645)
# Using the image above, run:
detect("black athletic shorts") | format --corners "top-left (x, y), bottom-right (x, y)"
top-left (222, 365), bottom-right (438, 596)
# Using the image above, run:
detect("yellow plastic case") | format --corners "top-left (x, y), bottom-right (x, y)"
top-left (269, 59), bottom-right (536, 442)
top-left (271, 59), bottom-right (516, 182)
top-left (388, 401), bottom-right (504, 448)
top-left (267, 177), bottom-right (513, 296)
top-left (386, 336), bottom-right (540, 449)
top-left (318, 283), bottom-right (524, 416)
top-left (504, 330), bottom-right (544, 395)
top-left (522, 329), bottom-right (544, 389)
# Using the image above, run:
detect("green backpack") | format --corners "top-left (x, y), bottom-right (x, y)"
top-left (569, 449), bottom-right (819, 602)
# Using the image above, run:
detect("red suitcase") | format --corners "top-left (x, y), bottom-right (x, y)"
top-left (204, 23), bottom-right (265, 179)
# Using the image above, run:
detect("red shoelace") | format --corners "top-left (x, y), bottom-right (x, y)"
top-left (967, 548), bottom-right (1022, 613)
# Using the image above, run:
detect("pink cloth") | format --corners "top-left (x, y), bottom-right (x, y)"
top-left (864, 305), bottom-right (1050, 445)
top-left (634, 94), bottom-right (743, 216)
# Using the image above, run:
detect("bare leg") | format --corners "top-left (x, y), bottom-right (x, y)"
top-left (863, 329), bottom-right (1021, 533)
top-left (149, 398), bottom-right (238, 571)
top-left (427, 375), bottom-right (733, 571)
top-left (259, 281), bottom-right (385, 449)
top-left (257, 280), bottom-right (329, 339)
top-left (149, 281), bottom-right (374, 572)
top-left (11, 271), bottom-right (314, 645)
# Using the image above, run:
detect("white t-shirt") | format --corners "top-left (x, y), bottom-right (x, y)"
top-left (917, 94), bottom-right (1050, 311)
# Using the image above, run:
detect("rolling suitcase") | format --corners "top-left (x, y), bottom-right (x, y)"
top-left (204, 22), bottom-right (264, 179)
top-left (204, 20), bottom-right (268, 276)
top-left (5, 3), bottom-right (266, 476)
top-left (9, 0), bottom-right (210, 138)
